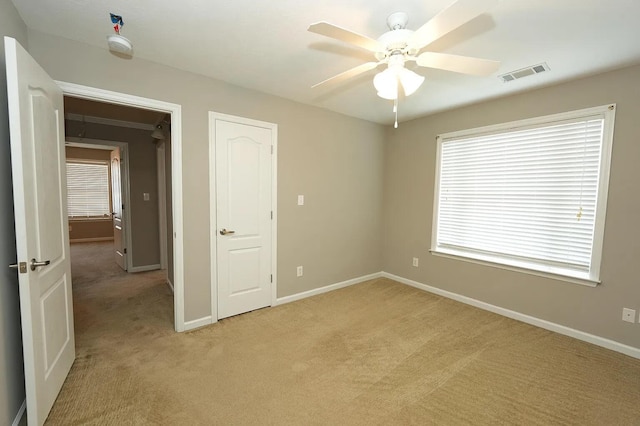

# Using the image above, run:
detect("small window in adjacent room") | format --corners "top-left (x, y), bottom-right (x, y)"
top-left (432, 105), bottom-right (616, 285)
top-left (66, 160), bottom-right (111, 219)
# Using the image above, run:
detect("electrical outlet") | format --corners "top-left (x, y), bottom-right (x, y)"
top-left (622, 308), bottom-right (636, 323)
top-left (296, 266), bottom-right (303, 277)
top-left (297, 195), bottom-right (304, 206)
top-left (412, 257), bottom-right (419, 267)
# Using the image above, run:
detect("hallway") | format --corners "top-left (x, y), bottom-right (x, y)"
top-left (69, 241), bottom-right (173, 338)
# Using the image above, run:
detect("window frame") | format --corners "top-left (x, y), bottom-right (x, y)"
top-left (66, 159), bottom-right (112, 221)
top-left (431, 104), bottom-right (616, 286)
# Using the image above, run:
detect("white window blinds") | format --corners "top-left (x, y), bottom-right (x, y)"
top-left (433, 105), bottom-right (615, 283)
top-left (66, 161), bottom-right (111, 218)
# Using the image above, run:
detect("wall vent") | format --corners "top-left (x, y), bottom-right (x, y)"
top-left (499, 63), bottom-right (550, 83)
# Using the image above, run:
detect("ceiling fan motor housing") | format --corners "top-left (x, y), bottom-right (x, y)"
top-left (375, 12), bottom-right (418, 61)
top-left (386, 12), bottom-right (409, 30)
top-left (376, 28), bottom-right (415, 60)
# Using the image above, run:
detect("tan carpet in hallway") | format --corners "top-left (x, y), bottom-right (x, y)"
top-left (46, 242), bottom-right (640, 425)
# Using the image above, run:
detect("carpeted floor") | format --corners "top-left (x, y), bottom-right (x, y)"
top-left (46, 242), bottom-right (640, 425)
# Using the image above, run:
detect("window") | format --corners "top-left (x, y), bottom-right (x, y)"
top-left (432, 105), bottom-right (615, 285)
top-left (66, 161), bottom-right (111, 219)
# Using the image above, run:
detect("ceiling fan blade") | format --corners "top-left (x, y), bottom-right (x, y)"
top-left (416, 52), bottom-right (500, 76)
top-left (312, 62), bottom-right (380, 90)
top-left (308, 22), bottom-right (384, 53)
top-left (408, 0), bottom-right (498, 51)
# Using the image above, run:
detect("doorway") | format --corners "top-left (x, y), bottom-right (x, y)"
top-left (58, 81), bottom-right (186, 331)
top-left (64, 141), bottom-right (133, 271)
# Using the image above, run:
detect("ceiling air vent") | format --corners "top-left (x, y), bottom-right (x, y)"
top-left (499, 63), bottom-right (550, 83)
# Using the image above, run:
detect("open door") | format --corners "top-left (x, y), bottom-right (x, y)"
top-left (5, 37), bottom-right (75, 425)
top-left (110, 147), bottom-right (127, 270)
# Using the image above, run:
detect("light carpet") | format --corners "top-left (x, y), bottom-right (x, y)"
top-left (45, 242), bottom-right (640, 425)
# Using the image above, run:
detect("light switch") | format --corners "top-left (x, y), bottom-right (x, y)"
top-left (143, 193), bottom-right (150, 201)
top-left (297, 195), bottom-right (304, 206)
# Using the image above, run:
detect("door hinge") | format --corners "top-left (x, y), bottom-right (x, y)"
top-left (271, 211), bottom-right (273, 220)
top-left (270, 274), bottom-right (272, 283)
top-left (271, 145), bottom-right (274, 154)
top-left (124, 248), bottom-right (127, 254)
top-left (122, 204), bottom-right (125, 210)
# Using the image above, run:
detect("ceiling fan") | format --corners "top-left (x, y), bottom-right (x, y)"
top-left (308, 0), bottom-right (500, 125)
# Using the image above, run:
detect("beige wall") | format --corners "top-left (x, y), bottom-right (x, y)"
top-left (68, 220), bottom-right (113, 241)
top-left (29, 30), bottom-right (385, 321)
top-left (0, 0), bottom-right (28, 423)
top-left (383, 64), bottom-right (640, 349)
top-left (66, 145), bottom-right (111, 161)
top-left (127, 132), bottom-right (161, 268)
top-left (65, 121), bottom-right (161, 268)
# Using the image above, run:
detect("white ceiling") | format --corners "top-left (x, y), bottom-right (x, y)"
top-left (11, 0), bottom-right (640, 125)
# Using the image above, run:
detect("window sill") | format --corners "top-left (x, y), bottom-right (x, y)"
top-left (69, 217), bottom-right (111, 222)
top-left (430, 248), bottom-right (599, 288)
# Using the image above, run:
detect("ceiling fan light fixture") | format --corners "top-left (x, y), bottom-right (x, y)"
top-left (398, 68), bottom-right (425, 97)
top-left (373, 65), bottom-right (424, 100)
top-left (373, 68), bottom-right (398, 100)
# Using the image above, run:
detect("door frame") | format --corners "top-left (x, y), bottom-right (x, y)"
top-left (64, 139), bottom-right (133, 269)
top-left (156, 141), bottom-right (168, 271)
top-left (208, 112), bottom-right (278, 322)
top-left (58, 81), bottom-right (186, 332)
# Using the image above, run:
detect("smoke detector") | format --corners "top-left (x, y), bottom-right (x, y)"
top-left (107, 34), bottom-right (132, 55)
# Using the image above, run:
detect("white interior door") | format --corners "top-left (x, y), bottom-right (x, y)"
top-left (214, 116), bottom-right (274, 319)
top-left (110, 147), bottom-right (126, 270)
top-left (5, 37), bottom-right (75, 425)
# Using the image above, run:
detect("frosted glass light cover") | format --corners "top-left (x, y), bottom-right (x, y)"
top-left (374, 68), bottom-right (398, 100)
top-left (374, 66), bottom-right (424, 99)
top-left (398, 68), bottom-right (425, 96)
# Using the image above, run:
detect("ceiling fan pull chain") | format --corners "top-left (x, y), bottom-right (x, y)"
top-left (394, 98), bottom-right (398, 128)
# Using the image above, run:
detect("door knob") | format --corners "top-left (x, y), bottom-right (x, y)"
top-left (220, 229), bottom-right (236, 236)
top-left (30, 258), bottom-right (50, 271)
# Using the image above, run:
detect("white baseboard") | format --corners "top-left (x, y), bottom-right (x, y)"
top-left (128, 264), bottom-right (161, 273)
top-left (70, 237), bottom-right (114, 243)
top-left (167, 278), bottom-right (174, 293)
top-left (275, 272), bottom-right (383, 306)
top-left (383, 272), bottom-right (640, 360)
top-left (184, 316), bottom-right (213, 331)
top-left (192, 273), bottom-right (381, 330)
top-left (12, 400), bottom-right (26, 426)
